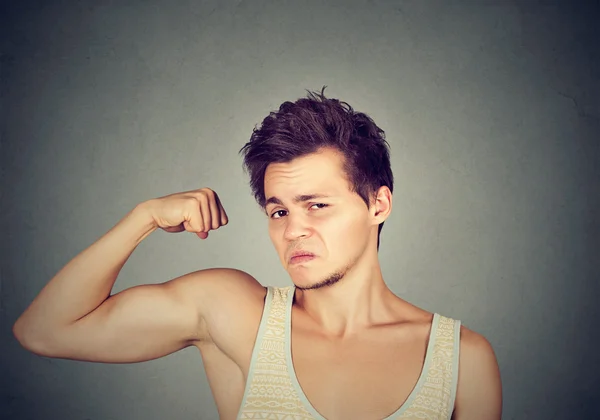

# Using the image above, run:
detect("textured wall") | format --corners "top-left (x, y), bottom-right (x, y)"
top-left (1, 1), bottom-right (598, 419)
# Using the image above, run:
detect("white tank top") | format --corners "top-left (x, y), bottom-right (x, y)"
top-left (237, 286), bottom-right (461, 419)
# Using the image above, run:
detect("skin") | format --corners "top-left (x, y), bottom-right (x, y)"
top-left (13, 146), bottom-right (502, 419)
top-left (264, 147), bottom-right (395, 336)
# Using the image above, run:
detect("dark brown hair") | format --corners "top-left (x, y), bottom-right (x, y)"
top-left (239, 87), bottom-right (394, 249)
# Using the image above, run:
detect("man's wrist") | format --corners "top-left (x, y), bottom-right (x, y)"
top-left (131, 200), bottom-right (159, 233)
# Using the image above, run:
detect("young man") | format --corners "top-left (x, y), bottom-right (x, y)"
top-left (13, 89), bottom-right (502, 419)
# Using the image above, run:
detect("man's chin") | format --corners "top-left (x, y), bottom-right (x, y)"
top-left (290, 273), bottom-right (344, 291)
top-left (288, 274), bottom-right (312, 286)
top-left (289, 273), bottom-right (319, 289)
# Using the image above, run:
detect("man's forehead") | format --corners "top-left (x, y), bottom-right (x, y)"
top-left (265, 164), bottom-right (343, 189)
top-left (263, 150), bottom-right (352, 202)
top-left (265, 148), bottom-right (344, 174)
top-left (264, 168), bottom-right (350, 202)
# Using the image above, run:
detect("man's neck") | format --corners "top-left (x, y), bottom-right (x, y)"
top-left (293, 262), bottom-right (398, 338)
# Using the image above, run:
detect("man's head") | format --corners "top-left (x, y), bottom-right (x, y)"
top-left (239, 88), bottom-right (394, 289)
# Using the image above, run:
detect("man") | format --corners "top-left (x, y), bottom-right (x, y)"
top-left (13, 88), bottom-right (502, 419)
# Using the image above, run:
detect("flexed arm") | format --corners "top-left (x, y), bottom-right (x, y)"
top-left (11, 188), bottom-right (253, 363)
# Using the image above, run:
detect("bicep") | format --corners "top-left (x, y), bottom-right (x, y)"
top-left (26, 268), bottom-right (265, 365)
top-left (32, 277), bottom-right (204, 363)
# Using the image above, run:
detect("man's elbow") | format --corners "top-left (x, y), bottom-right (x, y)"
top-left (13, 320), bottom-right (58, 357)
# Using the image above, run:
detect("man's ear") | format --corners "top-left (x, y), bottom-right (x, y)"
top-left (371, 186), bottom-right (392, 223)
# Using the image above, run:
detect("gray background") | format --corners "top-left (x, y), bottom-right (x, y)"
top-left (1, 0), bottom-right (598, 419)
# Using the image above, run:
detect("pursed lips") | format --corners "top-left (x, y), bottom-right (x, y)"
top-left (288, 251), bottom-right (316, 263)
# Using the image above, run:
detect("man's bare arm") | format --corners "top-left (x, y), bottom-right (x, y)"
top-left (12, 188), bottom-right (248, 363)
top-left (452, 327), bottom-right (503, 420)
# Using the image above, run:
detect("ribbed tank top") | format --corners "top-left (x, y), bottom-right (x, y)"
top-left (237, 286), bottom-right (461, 420)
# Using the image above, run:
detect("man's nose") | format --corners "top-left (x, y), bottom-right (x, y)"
top-left (283, 213), bottom-right (311, 240)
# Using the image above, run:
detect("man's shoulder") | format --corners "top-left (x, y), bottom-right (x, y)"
top-left (458, 324), bottom-right (496, 359)
top-left (167, 267), bottom-right (268, 332)
top-left (175, 269), bottom-right (268, 358)
top-left (169, 267), bottom-right (267, 300)
top-left (453, 324), bottom-right (502, 418)
top-left (456, 324), bottom-right (500, 386)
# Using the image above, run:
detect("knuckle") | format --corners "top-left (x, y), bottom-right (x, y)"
top-left (196, 192), bottom-right (208, 203)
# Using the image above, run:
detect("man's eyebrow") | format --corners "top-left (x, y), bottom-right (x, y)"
top-left (265, 194), bottom-right (331, 207)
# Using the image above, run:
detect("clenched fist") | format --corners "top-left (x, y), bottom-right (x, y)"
top-left (144, 188), bottom-right (229, 239)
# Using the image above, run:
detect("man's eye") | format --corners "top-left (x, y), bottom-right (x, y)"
top-left (271, 210), bottom-right (287, 219)
top-left (311, 203), bottom-right (328, 209)
top-left (270, 204), bottom-right (328, 219)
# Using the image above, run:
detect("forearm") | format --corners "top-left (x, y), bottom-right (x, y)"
top-left (13, 201), bottom-right (157, 345)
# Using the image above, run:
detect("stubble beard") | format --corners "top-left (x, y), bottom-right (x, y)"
top-left (294, 258), bottom-right (357, 291)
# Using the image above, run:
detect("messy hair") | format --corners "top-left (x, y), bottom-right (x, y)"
top-left (239, 87), bottom-right (394, 249)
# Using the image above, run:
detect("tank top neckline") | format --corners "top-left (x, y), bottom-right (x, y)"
top-left (282, 285), bottom-right (440, 420)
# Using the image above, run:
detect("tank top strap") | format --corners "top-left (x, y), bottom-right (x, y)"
top-left (237, 286), bottom-right (312, 420)
top-left (393, 313), bottom-right (461, 420)
top-left (423, 314), bottom-right (462, 419)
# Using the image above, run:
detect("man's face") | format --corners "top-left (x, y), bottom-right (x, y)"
top-left (263, 147), bottom-right (375, 290)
